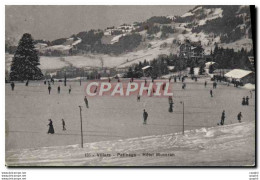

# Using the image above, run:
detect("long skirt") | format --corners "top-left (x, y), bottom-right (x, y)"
top-left (48, 125), bottom-right (55, 134)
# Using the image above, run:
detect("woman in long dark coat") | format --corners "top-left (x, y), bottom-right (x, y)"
top-left (47, 119), bottom-right (55, 134)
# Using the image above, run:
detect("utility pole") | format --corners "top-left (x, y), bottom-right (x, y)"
top-left (79, 106), bottom-right (83, 148)
top-left (180, 101), bottom-right (185, 135)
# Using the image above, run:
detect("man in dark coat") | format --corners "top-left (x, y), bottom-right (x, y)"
top-left (69, 85), bottom-right (72, 94)
top-left (57, 86), bottom-right (61, 94)
top-left (84, 96), bottom-right (89, 108)
top-left (137, 95), bottom-right (140, 102)
top-left (204, 81), bottom-right (207, 88)
top-left (237, 112), bottom-right (242, 123)
top-left (242, 97), bottom-right (246, 105)
top-left (143, 109), bottom-right (148, 125)
top-left (174, 76), bottom-right (177, 82)
top-left (62, 119), bottom-right (66, 131)
top-left (210, 89), bottom-right (213, 97)
top-left (169, 102), bottom-right (173, 112)
top-left (246, 96), bottom-right (249, 105)
top-left (220, 110), bottom-right (225, 125)
top-left (48, 85), bottom-right (51, 94)
top-left (25, 80), bottom-right (29, 86)
top-left (11, 82), bottom-right (15, 91)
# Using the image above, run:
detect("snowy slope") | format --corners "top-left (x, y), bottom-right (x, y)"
top-left (6, 122), bottom-right (255, 166)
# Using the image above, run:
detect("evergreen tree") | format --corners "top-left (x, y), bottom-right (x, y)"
top-left (10, 33), bottom-right (43, 81)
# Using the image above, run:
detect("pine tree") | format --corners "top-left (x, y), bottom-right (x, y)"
top-left (10, 33), bottom-right (43, 81)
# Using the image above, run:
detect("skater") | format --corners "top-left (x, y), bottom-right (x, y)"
top-left (11, 82), bottom-right (15, 91)
top-left (137, 95), bottom-right (140, 102)
top-left (108, 77), bottom-right (111, 83)
top-left (182, 83), bottom-right (186, 89)
top-left (168, 96), bottom-right (173, 104)
top-left (47, 119), bottom-right (55, 134)
top-left (174, 76), bottom-right (177, 83)
top-left (44, 80), bottom-right (46, 85)
top-left (25, 80), bottom-right (29, 86)
top-left (237, 112), bottom-right (242, 123)
top-left (57, 85), bottom-right (60, 94)
top-left (69, 85), bottom-right (72, 94)
top-left (131, 77), bottom-right (134, 82)
top-left (220, 110), bottom-right (225, 125)
top-left (246, 96), bottom-right (249, 105)
top-left (62, 119), bottom-right (66, 131)
top-left (143, 109), bottom-right (148, 125)
top-left (84, 96), bottom-right (89, 108)
top-left (51, 77), bottom-right (54, 85)
top-left (117, 78), bottom-right (120, 83)
top-left (145, 79), bottom-right (147, 85)
top-left (48, 85), bottom-right (51, 94)
top-left (242, 97), bottom-right (246, 106)
top-left (210, 89), bottom-right (213, 97)
top-left (204, 81), bottom-right (207, 88)
top-left (169, 102), bottom-right (173, 112)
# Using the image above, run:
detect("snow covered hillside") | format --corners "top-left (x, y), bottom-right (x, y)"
top-left (6, 122), bottom-right (255, 166)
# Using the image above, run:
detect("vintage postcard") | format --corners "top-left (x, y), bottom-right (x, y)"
top-left (5, 5), bottom-right (256, 166)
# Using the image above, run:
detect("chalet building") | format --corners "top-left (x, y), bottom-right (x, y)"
top-left (179, 40), bottom-right (205, 64)
top-left (224, 69), bottom-right (255, 85)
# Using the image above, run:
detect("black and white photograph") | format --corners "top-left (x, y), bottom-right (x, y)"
top-left (4, 5), bottom-right (256, 168)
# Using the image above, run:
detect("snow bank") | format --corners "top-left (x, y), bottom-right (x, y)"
top-left (6, 122), bottom-right (255, 166)
top-left (242, 83), bottom-right (255, 90)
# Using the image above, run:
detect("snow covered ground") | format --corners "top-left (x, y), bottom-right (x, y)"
top-left (6, 121), bottom-right (255, 166)
top-left (5, 78), bottom-right (255, 166)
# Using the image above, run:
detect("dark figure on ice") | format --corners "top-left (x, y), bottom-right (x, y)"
top-left (57, 86), bottom-right (60, 94)
top-left (145, 79), bottom-right (147, 85)
top-left (44, 80), bottom-right (46, 85)
top-left (204, 81), bottom-right (207, 88)
top-left (11, 82), bottom-right (15, 91)
top-left (69, 85), bottom-right (72, 94)
top-left (242, 97), bottom-right (246, 106)
top-left (178, 76), bottom-right (181, 81)
top-left (237, 112), bottom-right (242, 123)
top-left (51, 78), bottom-right (54, 85)
top-left (118, 78), bottom-right (120, 83)
top-left (210, 89), bottom-right (213, 97)
top-left (48, 85), bottom-right (51, 94)
top-left (137, 95), bottom-right (141, 102)
top-left (143, 109), bottom-right (148, 125)
top-left (62, 119), bottom-right (66, 131)
top-left (246, 96), bottom-right (249, 105)
top-left (174, 76), bottom-right (177, 82)
top-left (131, 77), bottom-right (134, 82)
top-left (182, 83), bottom-right (186, 90)
top-left (84, 96), bottom-right (89, 108)
top-left (168, 96), bottom-right (173, 104)
top-left (169, 102), bottom-right (173, 112)
top-left (182, 77), bottom-right (185, 82)
top-left (220, 110), bottom-right (225, 125)
top-left (47, 119), bottom-right (55, 134)
top-left (25, 80), bottom-right (29, 86)
top-left (108, 77), bottom-right (111, 83)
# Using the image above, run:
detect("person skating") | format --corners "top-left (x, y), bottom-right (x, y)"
top-left (69, 85), bottom-right (72, 94)
top-left (48, 85), bottom-right (51, 94)
top-left (143, 109), bottom-right (148, 125)
top-left (210, 89), bottom-right (213, 97)
top-left (57, 85), bottom-right (60, 94)
top-left (11, 82), bottom-right (15, 91)
top-left (174, 76), bottom-right (177, 82)
top-left (204, 81), bottom-right (207, 88)
top-left (47, 119), bottom-right (55, 134)
top-left (25, 80), bottom-right (29, 86)
top-left (84, 96), bottom-right (89, 108)
top-left (169, 102), bottom-right (173, 112)
top-left (62, 119), bottom-right (66, 131)
top-left (246, 96), bottom-right (249, 105)
top-left (237, 112), bottom-right (242, 123)
top-left (137, 95), bottom-right (140, 102)
top-left (220, 110), bottom-right (225, 125)
top-left (242, 97), bottom-right (246, 106)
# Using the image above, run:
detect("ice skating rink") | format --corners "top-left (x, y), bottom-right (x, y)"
top-left (5, 78), bottom-right (255, 151)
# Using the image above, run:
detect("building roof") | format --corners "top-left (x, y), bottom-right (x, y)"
top-left (224, 69), bottom-right (253, 79)
top-left (142, 66), bottom-right (152, 70)
top-left (205, 61), bottom-right (217, 69)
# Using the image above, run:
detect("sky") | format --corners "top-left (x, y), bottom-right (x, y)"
top-left (5, 5), bottom-right (194, 44)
